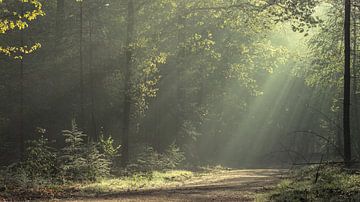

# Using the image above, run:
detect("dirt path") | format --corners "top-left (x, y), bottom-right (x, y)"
top-left (61, 169), bottom-right (287, 202)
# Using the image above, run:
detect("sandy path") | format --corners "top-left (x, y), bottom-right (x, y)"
top-left (59, 169), bottom-right (286, 202)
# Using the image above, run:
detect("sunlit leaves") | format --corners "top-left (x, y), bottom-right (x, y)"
top-left (228, 41), bottom-right (288, 96)
top-left (0, 0), bottom-right (44, 34)
top-left (268, 0), bottom-right (322, 34)
top-left (0, 43), bottom-right (41, 59)
top-left (0, 0), bottom-right (44, 58)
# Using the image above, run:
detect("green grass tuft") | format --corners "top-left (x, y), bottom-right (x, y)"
top-left (80, 170), bottom-right (194, 193)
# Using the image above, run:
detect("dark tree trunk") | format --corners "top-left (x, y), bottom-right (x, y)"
top-left (55, 0), bottom-right (65, 64)
top-left (56, 0), bottom-right (65, 39)
top-left (18, 4), bottom-right (25, 161)
top-left (344, 0), bottom-right (352, 166)
top-left (89, 15), bottom-right (97, 140)
top-left (79, 1), bottom-right (85, 129)
top-left (19, 36), bottom-right (24, 161)
top-left (121, 0), bottom-right (134, 166)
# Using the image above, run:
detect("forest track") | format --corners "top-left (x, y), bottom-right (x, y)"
top-left (60, 169), bottom-right (287, 202)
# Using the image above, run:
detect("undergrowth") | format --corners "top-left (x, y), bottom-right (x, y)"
top-left (0, 120), bottom-right (186, 201)
top-left (80, 170), bottom-right (194, 194)
top-left (257, 165), bottom-right (360, 202)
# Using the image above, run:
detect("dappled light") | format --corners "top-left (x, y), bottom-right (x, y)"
top-left (0, 0), bottom-right (360, 201)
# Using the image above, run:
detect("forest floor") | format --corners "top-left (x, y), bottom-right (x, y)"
top-left (53, 169), bottom-right (287, 202)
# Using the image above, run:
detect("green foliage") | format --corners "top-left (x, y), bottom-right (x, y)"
top-left (0, 0), bottom-right (44, 58)
top-left (60, 120), bottom-right (88, 181)
top-left (261, 166), bottom-right (360, 201)
top-left (127, 144), bottom-right (185, 172)
top-left (83, 143), bottom-right (111, 181)
top-left (162, 143), bottom-right (186, 169)
top-left (23, 128), bottom-right (58, 180)
top-left (99, 132), bottom-right (121, 161)
top-left (0, 122), bottom-right (113, 195)
top-left (60, 120), bottom-right (111, 182)
top-left (0, 130), bottom-right (58, 190)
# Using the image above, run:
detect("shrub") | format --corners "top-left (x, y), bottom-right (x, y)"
top-left (83, 143), bottom-right (111, 181)
top-left (59, 120), bottom-right (88, 182)
top-left (127, 143), bottom-right (185, 172)
top-left (59, 120), bottom-right (111, 182)
top-left (23, 128), bottom-right (58, 180)
top-left (162, 143), bottom-right (185, 169)
top-left (99, 132), bottom-right (121, 161)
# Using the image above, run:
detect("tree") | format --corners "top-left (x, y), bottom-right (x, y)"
top-left (0, 0), bottom-right (44, 160)
top-left (79, 0), bottom-right (85, 128)
top-left (343, 0), bottom-right (351, 166)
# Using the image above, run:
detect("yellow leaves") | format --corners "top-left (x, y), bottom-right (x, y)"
top-left (0, 43), bottom-right (41, 59)
top-left (0, 0), bottom-right (44, 34)
top-left (139, 51), bottom-right (168, 99)
top-left (0, 0), bottom-right (44, 58)
top-left (186, 32), bottom-right (218, 59)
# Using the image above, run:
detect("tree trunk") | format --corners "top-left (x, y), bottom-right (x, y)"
top-left (79, 1), bottom-right (85, 129)
top-left (89, 14), bottom-right (97, 140)
top-left (18, 3), bottom-right (25, 161)
top-left (344, 0), bottom-right (352, 166)
top-left (56, 0), bottom-right (65, 39)
top-left (121, 0), bottom-right (134, 166)
top-left (19, 35), bottom-right (24, 161)
top-left (88, 7), bottom-right (99, 141)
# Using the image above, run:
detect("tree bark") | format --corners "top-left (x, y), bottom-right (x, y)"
top-left (56, 0), bottom-right (65, 39)
top-left (19, 34), bottom-right (24, 161)
top-left (344, 0), bottom-right (352, 166)
top-left (79, 1), bottom-right (85, 129)
top-left (18, 3), bottom-right (25, 161)
top-left (89, 13), bottom-right (97, 140)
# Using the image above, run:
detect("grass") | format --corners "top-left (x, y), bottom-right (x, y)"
top-left (80, 170), bottom-right (194, 194)
top-left (0, 169), bottom-right (205, 200)
top-left (257, 166), bottom-right (360, 202)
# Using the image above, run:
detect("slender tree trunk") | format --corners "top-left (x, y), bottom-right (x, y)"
top-left (344, 0), bottom-right (352, 166)
top-left (55, 0), bottom-right (65, 65)
top-left (79, 1), bottom-right (85, 128)
top-left (89, 15), bottom-right (97, 140)
top-left (56, 0), bottom-right (65, 40)
top-left (19, 35), bottom-right (24, 161)
top-left (18, 3), bottom-right (25, 161)
top-left (121, 0), bottom-right (134, 166)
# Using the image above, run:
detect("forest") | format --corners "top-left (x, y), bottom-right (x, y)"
top-left (0, 0), bottom-right (359, 201)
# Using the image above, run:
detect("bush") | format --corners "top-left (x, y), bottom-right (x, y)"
top-left (59, 120), bottom-right (88, 182)
top-left (99, 132), bottom-right (121, 161)
top-left (127, 143), bottom-right (185, 172)
top-left (23, 128), bottom-right (58, 180)
top-left (83, 143), bottom-right (111, 181)
top-left (0, 129), bottom-right (59, 190)
top-left (59, 120), bottom-right (111, 182)
top-left (162, 143), bottom-right (185, 169)
top-left (0, 120), bottom-right (114, 195)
